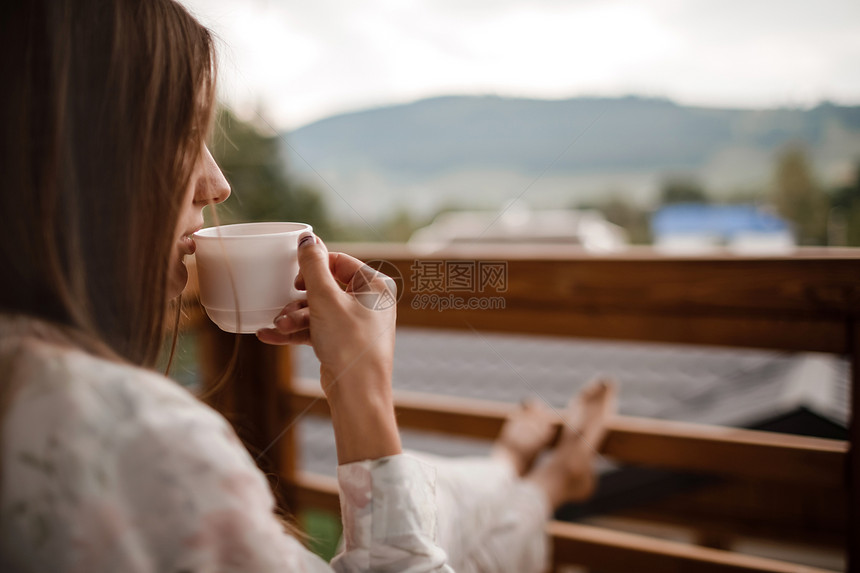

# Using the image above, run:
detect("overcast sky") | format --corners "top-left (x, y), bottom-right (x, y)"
top-left (180, 0), bottom-right (860, 131)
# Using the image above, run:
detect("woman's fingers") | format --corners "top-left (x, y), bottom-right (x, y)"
top-left (273, 305), bottom-right (309, 334)
top-left (255, 327), bottom-right (311, 346)
top-left (295, 234), bottom-right (339, 300)
top-left (274, 299), bottom-right (307, 318)
top-left (256, 302), bottom-right (309, 343)
top-left (262, 238), bottom-right (396, 350)
top-left (296, 235), bottom-right (393, 301)
top-left (328, 251), bottom-right (374, 287)
top-left (295, 249), bottom-right (395, 298)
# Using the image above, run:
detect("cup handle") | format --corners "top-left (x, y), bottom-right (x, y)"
top-left (291, 287), bottom-right (308, 303)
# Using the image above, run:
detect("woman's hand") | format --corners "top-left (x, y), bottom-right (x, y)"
top-left (256, 233), bottom-right (402, 464)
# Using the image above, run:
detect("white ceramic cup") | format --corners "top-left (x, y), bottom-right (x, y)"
top-left (193, 222), bottom-right (312, 333)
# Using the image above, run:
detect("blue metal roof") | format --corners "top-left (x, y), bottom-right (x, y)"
top-left (652, 204), bottom-right (790, 238)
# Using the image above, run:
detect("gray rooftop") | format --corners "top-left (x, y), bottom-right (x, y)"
top-left (294, 327), bottom-right (849, 477)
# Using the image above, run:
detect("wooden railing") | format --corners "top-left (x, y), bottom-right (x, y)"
top-left (187, 245), bottom-right (860, 573)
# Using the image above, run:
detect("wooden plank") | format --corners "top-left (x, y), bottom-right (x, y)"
top-left (182, 252), bottom-right (860, 352)
top-left (292, 471), bottom-right (341, 515)
top-left (335, 244), bottom-right (860, 316)
top-left (290, 383), bottom-right (510, 439)
top-left (334, 242), bottom-right (860, 263)
top-left (396, 307), bottom-right (847, 353)
top-left (604, 416), bottom-right (847, 489)
top-left (288, 472), bottom-right (834, 573)
top-left (614, 478), bottom-right (847, 549)
top-left (290, 384), bottom-right (848, 487)
top-left (292, 471), bottom-right (848, 549)
top-left (337, 246), bottom-right (860, 352)
top-left (548, 520), bottom-right (837, 573)
top-left (185, 249), bottom-right (860, 319)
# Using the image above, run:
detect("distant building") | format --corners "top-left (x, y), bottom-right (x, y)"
top-left (652, 204), bottom-right (794, 254)
top-left (409, 208), bottom-right (628, 252)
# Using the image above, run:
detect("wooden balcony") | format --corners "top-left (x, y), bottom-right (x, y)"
top-left (184, 245), bottom-right (860, 573)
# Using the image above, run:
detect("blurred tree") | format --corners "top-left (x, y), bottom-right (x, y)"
top-left (720, 187), bottom-right (765, 205)
top-left (379, 208), bottom-right (431, 243)
top-left (771, 144), bottom-right (827, 245)
top-left (576, 194), bottom-right (652, 245)
top-left (828, 161), bottom-right (860, 246)
top-left (597, 196), bottom-right (651, 244)
top-left (660, 175), bottom-right (708, 205)
top-left (207, 107), bottom-right (331, 238)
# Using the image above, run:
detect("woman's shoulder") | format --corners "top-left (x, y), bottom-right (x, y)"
top-left (1, 336), bottom-right (234, 471)
top-left (0, 339), bottom-right (327, 572)
top-left (9, 336), bottom-right (207, 419)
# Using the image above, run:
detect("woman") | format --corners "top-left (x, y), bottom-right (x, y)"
top-left (0, 1), bottom-right (613, 571)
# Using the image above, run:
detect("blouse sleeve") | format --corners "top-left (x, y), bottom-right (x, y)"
top-left (1, 360), bottom-right (454, 573)
top-left (333, 454), bottom-right (453, 572)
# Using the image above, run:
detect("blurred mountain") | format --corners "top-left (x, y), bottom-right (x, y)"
top-left (281, 96), bottom-right (860, 220)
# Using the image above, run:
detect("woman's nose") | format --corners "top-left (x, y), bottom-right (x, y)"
top-left (195, 146), bottom-right (231, 206)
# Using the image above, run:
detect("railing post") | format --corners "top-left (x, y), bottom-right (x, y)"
top-left (272, 342), bottom-right (300, 515)
top-left (850, 319), bottom-right (860, 573)
top-left (196, 320), bottom-right (300, 519)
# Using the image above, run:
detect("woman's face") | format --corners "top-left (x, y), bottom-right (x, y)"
top-left (169, 145), bottom-right (230, 298)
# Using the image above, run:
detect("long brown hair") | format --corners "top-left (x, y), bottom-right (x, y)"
top-left (0, 0), bottom-right (307, 539)
top-left (0, 0), bottom-right (216, 366)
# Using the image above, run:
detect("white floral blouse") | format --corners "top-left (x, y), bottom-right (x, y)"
top-left (0, 337), bottom-right (454, 572)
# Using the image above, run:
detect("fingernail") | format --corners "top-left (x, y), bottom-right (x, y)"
top-left (274, 313), bottom-right (288, 326)
top-left (298, 233), bottom-right (314, 248)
